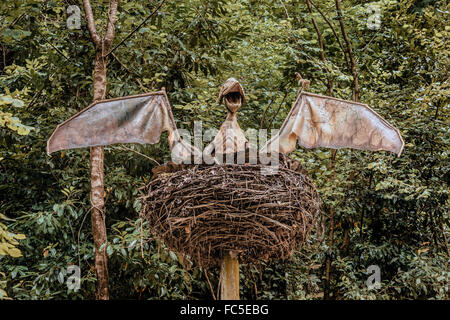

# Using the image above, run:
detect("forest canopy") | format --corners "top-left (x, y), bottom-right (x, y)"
top-left (0, 0), bottom-right (448, 299)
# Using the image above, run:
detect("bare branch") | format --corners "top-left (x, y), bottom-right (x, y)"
top-left (260, 99), bottom-right (274, 130)
top-left (203, 269), bottom-right (217, 300)
top-left (306, 0), bottom-right (324, 62)
top-left (0, 12), bottom-right (26, 35)
top-left (279, 0), bottom-right (290, 19)
top-left (334, 0), bottom-right (359, 101)
top-left (104, 0), bottom-right (119, 49)
top-left (105, 0), bottom-right (166, 57)
top-left (37, 30), bottom-right (70, 60)
top-left (82, 0), bottom-right (101, 46)
top-left (305, 0), bottom-right (333, 95)
top-left (268, 91), bottom-right (289, 129)
top-left (111, 52), bottom-right (148, 91)
top-left (113, 145), bottom-right (161, 166)
top-left (309, 0), bottom-right (350, 71)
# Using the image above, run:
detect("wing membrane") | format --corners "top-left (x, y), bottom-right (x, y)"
top-left (47, 90), bottom-right (200, 162)
top-left (261, 92), bottom-right (404, 156)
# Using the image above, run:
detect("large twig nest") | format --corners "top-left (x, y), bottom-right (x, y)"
top-left (139, 153), bottom-right (320, 268)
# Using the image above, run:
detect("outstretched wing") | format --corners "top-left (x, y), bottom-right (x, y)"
top-left (47, 89), bottom-right (200, 163)
top-left (261, 91), bottom-right (404, 156)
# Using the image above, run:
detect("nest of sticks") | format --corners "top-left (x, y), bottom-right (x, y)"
top-left (139, 153), bottom-right (320, 268)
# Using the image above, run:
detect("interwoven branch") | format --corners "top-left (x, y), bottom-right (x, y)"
top-left (140, 154), bottom-right (320, 268)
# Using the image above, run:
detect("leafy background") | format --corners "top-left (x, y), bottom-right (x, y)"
top-left (0, 0), bottom-right (448, 299)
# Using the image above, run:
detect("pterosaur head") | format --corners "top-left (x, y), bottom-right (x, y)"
top-left (218, 77), bottom-right (246, 113)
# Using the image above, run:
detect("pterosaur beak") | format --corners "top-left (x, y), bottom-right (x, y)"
top-left (218, 78), bottom-right (246, 113)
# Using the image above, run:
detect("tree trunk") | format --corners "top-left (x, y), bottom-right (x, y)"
top-left (82, 0), bottom-right (118, 300)
top-left (220, 251), bottom-right (240, 300)
top-left (324, 206), bottom-right (335, 299)
top-left (90, 49), bottom-right (109, 300)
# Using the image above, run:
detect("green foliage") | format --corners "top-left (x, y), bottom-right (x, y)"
top-left (0, 214), bottom-right (25, 258)
top-left (0, 0), bottom-right (448, 300)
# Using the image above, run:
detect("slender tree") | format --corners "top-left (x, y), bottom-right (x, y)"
top-left (334, 0), bottom-right (359, 101)
top-left (82, 0), bottom-right (119, 300)
top-left (305, 0), bottom-right (333, 95)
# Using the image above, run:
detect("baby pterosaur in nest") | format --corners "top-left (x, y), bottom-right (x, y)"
top-left (47, 75), bottom-right (404, 162)
top-left (48, 75), bottom-right (403, 172)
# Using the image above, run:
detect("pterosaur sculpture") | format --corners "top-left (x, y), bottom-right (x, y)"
top-left (47, 76), bottom-right (403, 158)
top-left (47, 74), bottom-right (404, 299)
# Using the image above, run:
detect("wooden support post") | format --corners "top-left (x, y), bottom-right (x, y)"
top-left (220, 251), bottom-right (240, 300)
